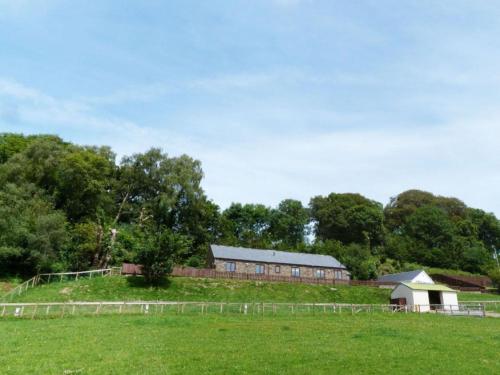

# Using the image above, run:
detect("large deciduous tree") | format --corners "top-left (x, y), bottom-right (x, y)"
top-left (0, 183), bottom-right (69, 275)
top-left (269, 199), bottom-right (310, 249)
top-left (310, 193), bottom-right (384, 247)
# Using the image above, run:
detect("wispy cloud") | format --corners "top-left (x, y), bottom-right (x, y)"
top-left (0, 78), bottom-right (157, 147)
top-left (0, 0), bottom-right (59, 19)
top-left (2, 76), bottom-right (500, 215)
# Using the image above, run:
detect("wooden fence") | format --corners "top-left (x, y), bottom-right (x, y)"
top-left (0, 268), bottom-right (121, 302)
top-left (170, 266), bottom-right (396, 287)
top-left (0, 301), bottom-right (490, 319)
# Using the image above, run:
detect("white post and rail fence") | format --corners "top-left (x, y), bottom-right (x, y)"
top-left (0, 268), bottom-right (122, 302)
top-left (0, 301), bottom-right (495, 319)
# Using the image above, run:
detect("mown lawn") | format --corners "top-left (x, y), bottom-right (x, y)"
top-left (9, 276), bottom-right (392, 304)
top-left (0, 314), bottom-right (499, 374)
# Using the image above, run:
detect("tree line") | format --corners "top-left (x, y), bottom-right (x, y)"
top-left (0, 133), bottom-right (499, 281)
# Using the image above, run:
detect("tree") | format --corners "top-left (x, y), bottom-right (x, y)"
top-left (220, 203), bottom-right (273, 248)
top-left (117, 149), bottom-right (214, 262)
top-left (0, 183), bottom-right (69, 275)
top-left (310, 193), bottom-right (384, 247)
top-left (0, 133), bottom-right (60, 164)
top-left (269, 199), bottom-right (310, 249)
top-left (0, 137), bottom-right (117, 222)
top-left (135, 229), bottom-right (190, 285)
top-left (384, 190), bottom-right (467, 231)
top-left (467, 208), bottom-right (500, 269)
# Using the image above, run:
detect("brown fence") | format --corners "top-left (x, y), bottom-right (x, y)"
top-left (169, 266), bottom-right (394, 287)
top-left (431, 274), bottom-right (492, 289)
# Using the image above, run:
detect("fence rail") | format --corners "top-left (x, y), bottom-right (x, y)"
top-left (0, 268), bottom-right (121, 302)
top-left (0, 301), bottom-right (490, 319)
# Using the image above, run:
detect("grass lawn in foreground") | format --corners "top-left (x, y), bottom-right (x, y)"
top-left (0, 314), bottom-right (499, 374)
top-left (9, 275), bottom-right (391, 304)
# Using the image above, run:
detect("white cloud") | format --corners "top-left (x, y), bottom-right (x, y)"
top-left (198, 118), bottom-right (500, 215)
top-left (2, 77), bottom-right (500, 217)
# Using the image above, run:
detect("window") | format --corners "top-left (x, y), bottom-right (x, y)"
top-left (225, 262), bottom-right (236, 272)
top-left (275, 265), bottom-right (280, 274)
top-left (255, 264), bottom-right (265, 274)
top-left (291, 267), bottom-right (300, 277)
top-left (315, 269), bottom-right (325, 279)
top-left (334, 270), bottom-right (342, 280)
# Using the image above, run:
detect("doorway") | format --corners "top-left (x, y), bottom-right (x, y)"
top-left (428, 290), bottom-right (441, 309)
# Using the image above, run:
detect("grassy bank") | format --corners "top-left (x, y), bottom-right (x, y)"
top-left (6, 275), bottom-right (499, 305)
top-left (0, 314), bottom-right (499, 375)
top-left (0, 278), bottom-right (20, 294)
top-left (9, 276), bottom-right (391, 304)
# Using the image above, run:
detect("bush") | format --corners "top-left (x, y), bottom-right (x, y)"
top-left (135, 230), bottom-right (190, 285)
top-left (489, 269), bottom-right (500, 293)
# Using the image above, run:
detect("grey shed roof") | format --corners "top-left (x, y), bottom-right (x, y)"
top-left (210, 245), bottom-right (347, 269)
top-left (377, 270), bottom-right (427, 283)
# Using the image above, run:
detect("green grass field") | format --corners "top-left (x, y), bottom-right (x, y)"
top-left (0, 314), bottom-right (499, 374)
top-left (8, 276), bottom-right (392, 304)
top-left (6, 275), bottom-right (499, 306)
top-left (2, 276), bottom-right (499, 374)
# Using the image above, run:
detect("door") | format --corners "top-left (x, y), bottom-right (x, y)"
top-left (428, 290), bottom-right (441, 309)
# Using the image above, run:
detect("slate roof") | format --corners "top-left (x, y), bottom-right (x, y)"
top-left (377, 270), bottom-right (430, 283)
top-left (210, 245), bottom-right (347, 269)
top-left (400, 282), bottom-right (456, 292)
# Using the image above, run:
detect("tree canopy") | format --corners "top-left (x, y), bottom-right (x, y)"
top-left (0, 133), bottom-right (498, 280)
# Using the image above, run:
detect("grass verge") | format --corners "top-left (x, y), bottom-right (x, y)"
top-left (0, 313), bottom-right (499, 374)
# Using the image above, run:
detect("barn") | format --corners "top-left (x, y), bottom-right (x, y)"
top-left (208, 245), bottom-right (350, 281)
top-left (391, 282), bottom-right (459, 312)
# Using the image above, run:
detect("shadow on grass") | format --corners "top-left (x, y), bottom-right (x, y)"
top-left (125, 276), bottom-right (172, 289)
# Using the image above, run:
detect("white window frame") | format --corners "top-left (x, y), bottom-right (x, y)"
top-left (225, 262), bottom-right (236, 272)
top-left (315, 269), bottom-right (325, 279)
top-left (255, 264), bottom-right (265, 274)
top-left (275, 265), bottom-right (280, 274)
top-left (291, 267), bottom-right (300, 277)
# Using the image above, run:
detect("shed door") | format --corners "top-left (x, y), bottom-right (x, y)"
top-left (428, 291), bottom-right (441, 309)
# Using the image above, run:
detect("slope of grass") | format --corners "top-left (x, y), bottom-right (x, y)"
top-left (10, 275), bottom-right (392, 304)
top-left (0, 314), bottom-right (499, 375)
top-left (457, 292), bottom-right (500, 301)
top-left (0, 277), bottom-right (20, 294)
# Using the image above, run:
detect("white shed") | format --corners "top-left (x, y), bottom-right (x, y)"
top-left (391, 282), bottom-right (458, 312)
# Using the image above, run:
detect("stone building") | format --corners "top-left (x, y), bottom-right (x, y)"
top-left (208, 245), bottom-right (350, 281)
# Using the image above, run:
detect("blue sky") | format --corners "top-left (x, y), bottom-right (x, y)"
top-left (1, 0), bottom-right (500, 214)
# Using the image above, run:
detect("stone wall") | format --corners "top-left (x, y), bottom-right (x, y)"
top-left (213, 259), bottom-right (349, 280)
